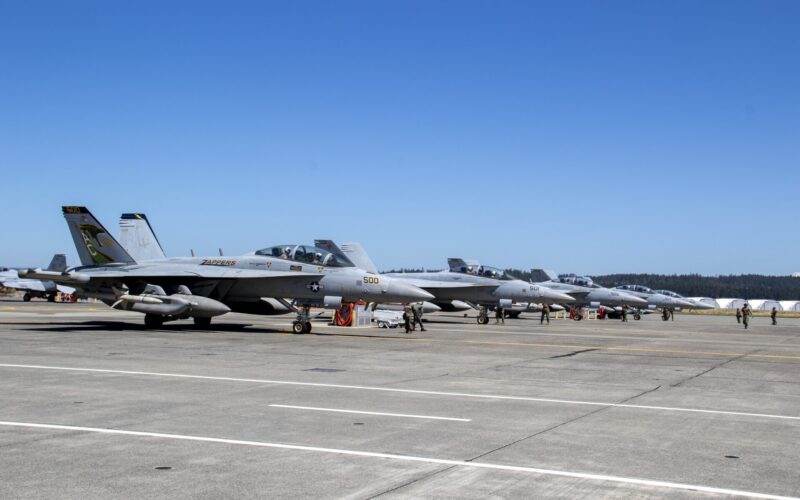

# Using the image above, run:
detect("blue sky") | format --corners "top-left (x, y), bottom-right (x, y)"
top-left (1, 1), bottom-right (798, 274)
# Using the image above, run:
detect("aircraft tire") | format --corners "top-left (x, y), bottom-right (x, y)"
top-left (47, 294), bottom-right (56, 302)
top-left (303, 322), bottom-right (312, 333)
top-left (23, 293), bottom-right (31, 302)
top-left (477, 315), bottom-right (489, 325)
top-left (292, 321), bottom-right (305, 334)
top-left (634, 314), bottom-right (641, 321)
top-left (194, 317), bottom-right (212, 329)
top-left (573, 313), bottom-right (583, 321)
top-left (144, 314), bottom-right (163, 328)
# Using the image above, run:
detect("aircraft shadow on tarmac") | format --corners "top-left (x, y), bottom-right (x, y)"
top-left (15, 321), bottom-right (281, 334)
top-left (13, 321), bottom-right (430, 340)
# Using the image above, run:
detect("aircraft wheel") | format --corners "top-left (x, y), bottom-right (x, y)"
top-left (292, 321), bottom-right (305, 334)
top-left (634, 313), bottom-right (641, 321)
top-left (47, 294), bottom-right (56, 302)
top-left (144, 314), bottom-right (163, 328)
top-left (303, 322), bottom-right (312, 333)
top-left (573, 313), bottom-right (583, 321)
top-left (194, 317), bottom-right (212, 329)
top-left (477, 315), bottom-right (489, 325)
top-left (23, 293), bottom-right (31, 302)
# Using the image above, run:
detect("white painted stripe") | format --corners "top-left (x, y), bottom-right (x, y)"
top-left (269, 404), bottom-right (470, 422)
top-left (0, 363), bottom-right (798, 422)
top-left (0, 420), bottom-right (794, 500)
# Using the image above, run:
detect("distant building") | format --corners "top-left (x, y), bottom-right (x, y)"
top-left (793, 272), bottom-right (800, 278)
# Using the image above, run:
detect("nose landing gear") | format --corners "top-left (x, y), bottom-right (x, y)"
top-left (292, 304), bottom-right (313, 334)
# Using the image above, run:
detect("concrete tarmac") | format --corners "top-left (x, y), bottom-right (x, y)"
top-left (1, 300), bottom-right (799, 499)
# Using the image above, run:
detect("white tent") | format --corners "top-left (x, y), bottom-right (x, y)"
top-left (716, 298), bottom-right (746, 310)
top-left (748, 299), bottom-right (781, 311)
top-left (779, 301), bottom-right (800, 312)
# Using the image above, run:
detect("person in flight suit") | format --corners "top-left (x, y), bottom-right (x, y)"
top-left (742, 303), bottom-right (752, 329)
top-left (771, 306), bottom-right (778, 326)
top-left (540, 303), bottom-right (550, 325)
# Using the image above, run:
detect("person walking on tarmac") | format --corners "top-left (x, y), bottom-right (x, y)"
top-left (495, 306), bottom-right (505, 325)
top-left (742, 303), bottom-right (752, 329)
top-left (540, 303), bottom-right (550, 325)
top-left (735, 308), bottom-right (742, 324)
top-left (494, 306), bottom-right (506, 325)
top-left (662, 308), bottom-right (669, 321)
top-left (402, 305), bottom-right (412, 334)
top-left (410, 303), bottom-right (426, 332)
top-left (621, 304), bottom-right (628, 322)
top-left (771, 306), bottom-right (778, 325)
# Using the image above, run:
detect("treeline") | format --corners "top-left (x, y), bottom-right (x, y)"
top-left (590, 274), bottom-right (800, 300)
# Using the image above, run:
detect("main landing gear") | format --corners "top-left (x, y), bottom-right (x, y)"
top-left (292, 304), bottom-right (313, 334)
top-left (477, 305), bottom-right (489, 325)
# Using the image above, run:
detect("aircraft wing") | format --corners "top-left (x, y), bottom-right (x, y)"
top-left (19, 267), bottom-right (323, 285)
top-left (1, 278), bottom-right (48, 292)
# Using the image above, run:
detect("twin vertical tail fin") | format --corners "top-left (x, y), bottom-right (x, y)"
top-left (337, 242), bottom-right (379, 274)
top-left (530, 268), bottom-right (558, 282)
top-left (45, 254), bottom-right (67, 272)
top-left (62, 206), bottom-right (136, 266)
top-left (119, 213), bottom-right (167, 261)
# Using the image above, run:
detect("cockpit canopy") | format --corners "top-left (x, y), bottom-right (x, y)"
top-left (556, 273), bottom-right (600, 288)
top-left (654, 289), bottom-right (683, 298)
top-left (254, 245), bottom-right (354, 267)
top-left (454, 264), bottom-right (516, 281)
top-left (616, 284), bottom-right (653, 293)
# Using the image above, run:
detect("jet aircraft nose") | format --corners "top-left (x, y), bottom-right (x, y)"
top-left (385, 280), bottom-right (435, 303)
top-left (626, 294), bottom-right (649, 306)
top-left (540, 288), bottom-right (576, 304)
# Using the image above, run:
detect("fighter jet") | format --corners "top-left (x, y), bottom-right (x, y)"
top-left (530, 270), bottom-right (648, 320)
top-left (321, 241), bottom-right (574, 325)
top-left (21, 207), bottom-right (433, 332)
top-left (613, 284), bottom-right (698, 313)
top-left (0, 254), bottom-right (74, 301)
top-left (652, 289), bottom-right (716, 310)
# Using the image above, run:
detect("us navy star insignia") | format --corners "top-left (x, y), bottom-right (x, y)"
top-left (306, 281), bottom-right (323, 293)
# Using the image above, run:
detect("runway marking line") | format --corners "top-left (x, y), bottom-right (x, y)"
top-left (1, 363), bottom-right (799, 422)
top-left (0, 420), bottom-right (794, 500)
top-left (269, 404), bottom-right (470, 422)
top-left (462, 339), bottom-right (800, 361)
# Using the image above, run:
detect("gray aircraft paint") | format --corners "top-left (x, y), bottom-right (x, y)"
top-left (613, 285), bottom-right (697, 309)
top-left (531, 270), bottom-right (648, 308)
top-left (21, 208), bottom-right (432, 324)
top-left (0, 254), bottom-right (73, 298)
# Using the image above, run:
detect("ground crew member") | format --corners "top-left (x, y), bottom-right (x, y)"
top-left (495, 306), bottom-right (504, 325)
top-left (735, 308), bottom-right (742, 324)
top-left (669, 308), bottom-right (674, 321)
top-left (621, 305), bottom-right (628, 322)
top-left (662, 308), bottom-right (669, 321)
top-left (742, 303), bottom-right (752, 329)
top-left (540, 303), bottom-right (550, 325)
top-left (411, 303), bottom-right (426, 332)
top-left (771, 307), bottom-right (777, 325)
top-left (402, 305), bottom-right (411, 333)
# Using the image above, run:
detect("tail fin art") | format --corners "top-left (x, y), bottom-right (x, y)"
top-left (45, 254), bottom-right (67, 272)
top-left (119, 213), bottom-right (167, 261)
top-left (62, 207), bottom-right (136, 266)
